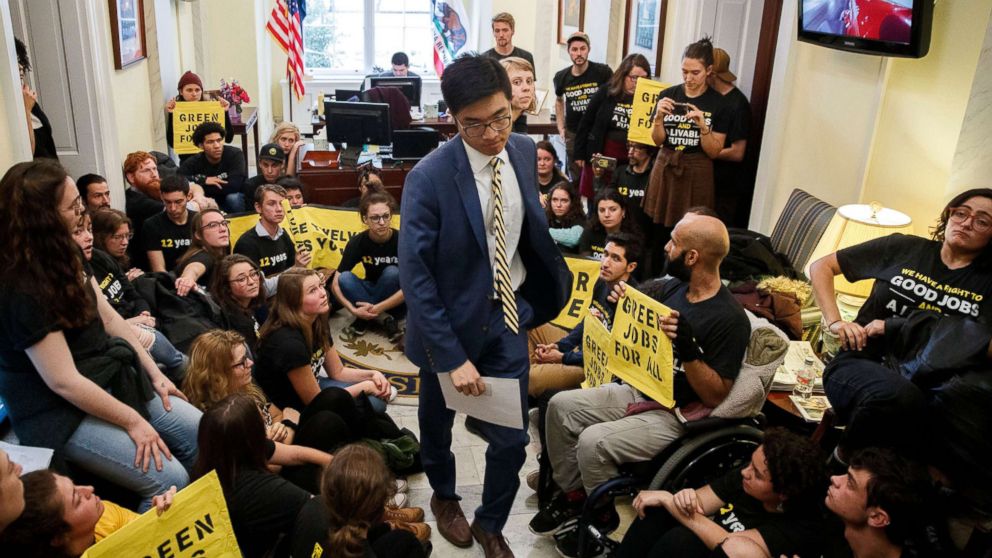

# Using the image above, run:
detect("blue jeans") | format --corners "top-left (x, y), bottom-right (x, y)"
top-left (418, 297), bottom-right (533, 533)
top-left (337, 266), bottom-right (406, 319)
top-left (148, 329), bottom-right (187, 383)
top-left (63, 393), bottom-right (201, 511)
top-left (318, 376), bottom-right (387, 414)
top-left (221, 192), bottom-right (245, 213)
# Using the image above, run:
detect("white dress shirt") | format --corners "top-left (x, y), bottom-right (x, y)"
top-left (462, 139), bottom-right (527, 291)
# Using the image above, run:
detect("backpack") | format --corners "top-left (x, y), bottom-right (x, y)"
top-left (132, 272), bottom-right (222, 353)
top-left (720, 228), bottom-right (798, 282)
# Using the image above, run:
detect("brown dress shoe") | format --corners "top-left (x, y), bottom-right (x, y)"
top-left (387, 520), bottom-right (432, 542)
top-left (384, 506), bottom-right (426, 523)
top-left (470, 521), bottom-right (514, 558)
top-left (430, 494), bottom-right (472, 548)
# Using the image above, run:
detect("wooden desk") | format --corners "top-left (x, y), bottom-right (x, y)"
top-left (230, 107), bottom-right (259, 172)
top-left (311, 109), bottom-right (560, 139)
top-left (296, 146), bottom-right (411, 206)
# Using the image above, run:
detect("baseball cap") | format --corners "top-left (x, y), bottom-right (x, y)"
top-left (567, 32), bottom-right (590, 46)
top-left (258, 143), bottom-right (286, 163)
top-left (712, 48), bottom-right (737, 82)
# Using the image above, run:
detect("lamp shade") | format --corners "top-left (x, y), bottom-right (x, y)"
top-left (805, 202), bottom-right (914, 298)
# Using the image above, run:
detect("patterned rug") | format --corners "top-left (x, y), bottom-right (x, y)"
top-left (329, 311), bottom-right (420, 398)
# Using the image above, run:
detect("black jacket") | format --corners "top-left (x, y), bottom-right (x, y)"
top-left (573, 86), bottom-right (620, 162)
top-left (882, 310), bottom-right (992, 390)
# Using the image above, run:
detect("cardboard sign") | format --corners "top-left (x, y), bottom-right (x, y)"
top-left (581, 314), bottom-right (614, 389)
top-left (83, 471), bottom-right (241, 558)
top-left (550, 257), bottom-right (604, 330)
top-left (608, 285), bottom-right (675, 407)
top-left (627, 78), bottom-right (670, 147)
top-left (172, 101), bottom-right (226, 155)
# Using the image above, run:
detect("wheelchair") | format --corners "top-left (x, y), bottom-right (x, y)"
top-left (565, 414), bottom-right (766, 557)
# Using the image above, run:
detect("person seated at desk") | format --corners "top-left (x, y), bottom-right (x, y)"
top-left (332, 191), bottom-right (405, 341)
top-left (380, 52), bottom-right (419, 77)
top-left (243, 142), bottom-right (286, 205)
top-left (179, 121), bottom-right (247, 213)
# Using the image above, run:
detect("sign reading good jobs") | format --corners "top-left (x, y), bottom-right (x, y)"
top-left (627, 78), bottom-right (670, 147)
top-left (583, 285), bottom-right (675, 407)
top-left (83, 471), bottom-right (241, 558)
top-left (172, 101), bottom-right (226, 155)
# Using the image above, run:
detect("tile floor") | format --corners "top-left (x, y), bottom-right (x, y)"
top-left (388, 400), bottom-right (637, 557)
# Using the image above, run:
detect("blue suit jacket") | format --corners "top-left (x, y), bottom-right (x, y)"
top-left (399, 134), bottom-right (572, 373)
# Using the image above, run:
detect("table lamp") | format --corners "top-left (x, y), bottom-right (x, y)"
top-left (805, 202), bottom-right (914, 298)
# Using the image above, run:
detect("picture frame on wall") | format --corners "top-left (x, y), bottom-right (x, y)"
top-left (109, 0), bottom-right (146, 70)
top-left (558, 0), bottom-right (585, 45)
top-left (623, 0), bottom-right (667, 76)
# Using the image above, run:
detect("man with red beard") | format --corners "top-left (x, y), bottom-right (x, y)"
top-left (123, 151), bottom-right (164, 270)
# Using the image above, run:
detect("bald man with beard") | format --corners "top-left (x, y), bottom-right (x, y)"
top-left (531, 214), bottom-right (751, 556)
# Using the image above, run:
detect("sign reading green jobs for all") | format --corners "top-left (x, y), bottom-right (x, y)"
top-left (583, 285), bottom-right (675, 407)
top-left (172, 101), bottom-right (227, 155)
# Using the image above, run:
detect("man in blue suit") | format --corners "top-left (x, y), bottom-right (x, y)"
top-left (399, 54), bottom-right (571, 558)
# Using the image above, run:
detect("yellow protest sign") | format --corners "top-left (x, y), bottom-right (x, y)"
top-left (581, 314), bottom-right (614, 389)
top-left (172, 101), bottom-right (227, 155)
top-left (610, 285), bottom-right (675, 407)
top-left (228, 204), bottom-right (400, 278)
top-left (550, 257), bottom-right (603, 330)
top-left (627, 78), bottom-right (670, 147)
top-left (83, 471), bottom-right (241, 558)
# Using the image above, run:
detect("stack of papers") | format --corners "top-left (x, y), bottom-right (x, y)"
top-left (771, 340), bottom-right (826, 393)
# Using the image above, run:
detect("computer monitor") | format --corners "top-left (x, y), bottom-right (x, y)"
top-left (323, 100), bottom-right (392, 168)
top-left (368, 75), bottom-right (422, 107)
top-left (391, 129), bottom-right (440, 161)
top-left (334, 88), bottom-right (361, 102)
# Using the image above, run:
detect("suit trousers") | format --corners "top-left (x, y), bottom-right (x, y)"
top-left (418, 297), bottom-right (533, 533)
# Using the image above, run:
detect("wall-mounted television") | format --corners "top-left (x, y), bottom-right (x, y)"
top-left (798, 0), bottom-right (934, 58)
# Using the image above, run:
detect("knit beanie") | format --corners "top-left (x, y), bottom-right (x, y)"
top-left (177, 70), bottom-right (203, 91)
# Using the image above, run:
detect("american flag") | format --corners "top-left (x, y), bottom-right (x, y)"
top-left (266, 0), bottom-right (307, 99)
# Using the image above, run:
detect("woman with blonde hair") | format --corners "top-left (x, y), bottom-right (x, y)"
top-left (183, 329), bottom-right (369, 493)
top-left (270, 122), bottom-right (305, 176)
top-left (255, 268), bottom-right (394, 413)
top-left (499, 56), bottom-right (536, 134)
top-left (290, 444), bottom-right (429, 558)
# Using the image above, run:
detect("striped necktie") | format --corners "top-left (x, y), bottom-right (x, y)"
top-left (490, 157), bottom-right (519, 334)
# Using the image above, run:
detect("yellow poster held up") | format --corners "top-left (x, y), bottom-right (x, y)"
top-left (610, 285), bottom-right (675, 408)
top-left (550, 257), bottom-right (604, 330)
top-left (626, 78), bottom-right (670, 147)
top-left (83, 471), bottom-right (241, 558)
top-left (581, 314), bottom-right (614, 389)
top-left (173, 101), bottom-right (226, 155)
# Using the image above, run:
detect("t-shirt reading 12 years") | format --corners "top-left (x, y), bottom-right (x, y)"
top-left (838, 233), bottom-right (992, 325)
top-left (656, 84), bottom-right (730, 154)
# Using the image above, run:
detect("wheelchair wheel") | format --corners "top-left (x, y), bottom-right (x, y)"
top-left (648, 425), bottom-right (763, 492)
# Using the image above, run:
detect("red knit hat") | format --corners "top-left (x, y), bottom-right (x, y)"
top-left (177, 70), bottom-right (203, 91)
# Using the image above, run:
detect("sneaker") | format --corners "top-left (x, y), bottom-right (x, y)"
top-left (526, 469), bottom-right (540, 492)
top-left (382, 315), bottom-right (401, 340)
top-left (529, 491), bottom-right (584, 536)
top-left (383, 506), bottom-right (425, 523)
top-left (390, 492), bottom-right (408, 508)
top-left (349, 319), bottom-right (369, 335)
top-left (553, 523), bottom-right (603, 558)
top-left (388, 385), bottom-right (399, 403)
top-left (388, 520), bottom-right (432, 542)
top-left (394, 478), bottom-right (409, 493)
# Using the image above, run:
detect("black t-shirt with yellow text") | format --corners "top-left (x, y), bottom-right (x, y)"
top-left (554, 62), bottom-right (614, 132)
top-left (657, 84), bottom-right (730, 154)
